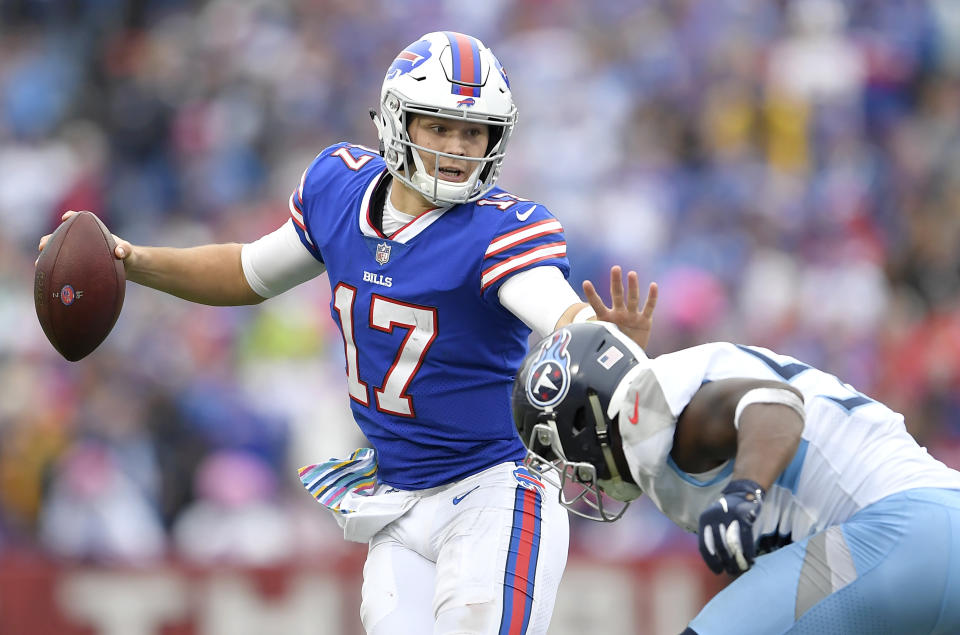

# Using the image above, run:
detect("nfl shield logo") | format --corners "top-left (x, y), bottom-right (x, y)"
top-left (375, 242), bottom-right (391, 265)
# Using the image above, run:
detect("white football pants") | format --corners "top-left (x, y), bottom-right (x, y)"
top-left (359, 461), bottom-right (569, 635)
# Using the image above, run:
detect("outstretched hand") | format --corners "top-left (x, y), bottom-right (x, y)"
top-left (583, 266), bottom-right (658, 349)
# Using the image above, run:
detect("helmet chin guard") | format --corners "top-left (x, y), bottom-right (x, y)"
top-left (408, 135), bottom-right (484, 204)
top-left (372, 32), bottom-right (517, 206)
top-left (524, 418), bottom-right (634, 523)
top-left (513, 323), bottom-right (649, 522)
top-left (524, 395), bottom-right (643, 523)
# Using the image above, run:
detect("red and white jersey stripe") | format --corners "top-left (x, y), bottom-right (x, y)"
top-left (484, 219), bottom-right (563, 258)
top-left (482, 242), bottom-right (567, 291)
top-left (481, 218), bottom-right (566, 292)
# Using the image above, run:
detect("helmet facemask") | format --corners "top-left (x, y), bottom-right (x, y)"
top-left (522, 393), bottom-right (640, 523)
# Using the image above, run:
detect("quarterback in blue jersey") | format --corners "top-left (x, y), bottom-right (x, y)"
top-left (514, 322), bottom-right (960, 635)
top-left (40, 32), bottom-right (656, 634)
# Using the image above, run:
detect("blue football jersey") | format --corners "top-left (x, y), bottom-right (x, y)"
top-left (289, 143), bottom-right (571, 489)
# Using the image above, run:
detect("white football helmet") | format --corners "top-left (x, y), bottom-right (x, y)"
top-left (371, 31), bottom-right (517, 206)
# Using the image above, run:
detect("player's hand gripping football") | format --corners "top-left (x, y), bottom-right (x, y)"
top-left (698, 479), bottom-right (765, 575)
top-left (38, 210), bottom-right (134, 267)
top-left (583, 266), bottom-right (658, 349)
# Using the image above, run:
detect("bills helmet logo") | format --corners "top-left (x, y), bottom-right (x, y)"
top-left (456, 97), bottom-right (476, 108)
top-left (375, 242), bottom-right (391, 265)
top-left (513, 466), bottom-right (545, 497)
top-left (386, 39), bottom-right (433, 79)
top-left (525, 329), bottom-right (572, 409)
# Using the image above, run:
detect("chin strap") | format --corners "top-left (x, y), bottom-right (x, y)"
top-left (588, 393), bottom-right (625, 483)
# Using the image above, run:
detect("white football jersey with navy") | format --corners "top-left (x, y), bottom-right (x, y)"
top-left (616, 343), bottom-right (960, 551)
top-left (289, 142), bottom-right (571, 490)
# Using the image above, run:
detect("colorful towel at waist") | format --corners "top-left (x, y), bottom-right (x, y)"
top-left (298, 447), bottom-right (377, 512)
top-left (298, 448), bottom-right (416, 543)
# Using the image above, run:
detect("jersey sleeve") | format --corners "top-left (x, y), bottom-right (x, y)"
top-left (616, 367), bottom-right (678, 480)
top-left (290, 142), bottom-right (382, 263)
top-left (288, 152), bottom-right (325, 263)
top-left (649, 344), bottom-right (735, 416)
top-left (479, 202), bottom-right (571, 301)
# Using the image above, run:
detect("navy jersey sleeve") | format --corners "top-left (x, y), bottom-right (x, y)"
top-left (479, 201), bottom-right (571, 301)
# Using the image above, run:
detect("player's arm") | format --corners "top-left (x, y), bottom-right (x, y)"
top-left (673, 377), bottom-right (805, 575)
top-left (122, 242), bottom-right (264, 306)
top-left (498, 266), bottom-right (582, 337)
top-left (672, 377), bottom-right (804, 488)
top-left (39, 212), bottom-right (324, 306)
top-left (500, 265), bottom-right (658, 342)
top-left (124, 220), bottom-right (325, 304)
top-left (486, 204), bottom-right (655, 341)
top-left (36, 211), bottom-right (259, 305)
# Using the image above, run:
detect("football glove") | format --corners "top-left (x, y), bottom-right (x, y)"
top-left (698, 479), bottom-right (765, 575)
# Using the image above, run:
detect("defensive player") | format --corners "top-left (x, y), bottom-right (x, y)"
top-left (39, 33), bottom-right (656, 634)
top-left (513, 321), bottom-right (960, 634)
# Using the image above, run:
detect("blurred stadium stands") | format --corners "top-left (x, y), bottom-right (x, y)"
top-left (1, 0), bottom-right (960, 632)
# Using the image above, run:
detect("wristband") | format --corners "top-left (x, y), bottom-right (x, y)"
top-left (572, 306), bottom-right (597, 323)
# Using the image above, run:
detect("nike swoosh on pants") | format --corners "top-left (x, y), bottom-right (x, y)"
top-left (452, 485), bottom-right (480, 505)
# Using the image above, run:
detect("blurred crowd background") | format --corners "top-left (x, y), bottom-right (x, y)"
top-left (2, 0), bottom-right (960, 567)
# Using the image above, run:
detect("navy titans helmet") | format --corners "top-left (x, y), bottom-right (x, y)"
top-left (512, 321), bottom-right (647, 522)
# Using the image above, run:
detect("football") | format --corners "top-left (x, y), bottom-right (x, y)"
top-left (34, 212), bottom-right (126, 361)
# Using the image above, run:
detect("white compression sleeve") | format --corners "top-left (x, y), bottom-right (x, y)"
top-left (240, 220), bottom-right (326, 298)
top-left (498, 266), bottom-right (583, 337)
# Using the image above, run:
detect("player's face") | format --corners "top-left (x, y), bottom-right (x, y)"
top-left (408, 115), bottom-right (490, 183)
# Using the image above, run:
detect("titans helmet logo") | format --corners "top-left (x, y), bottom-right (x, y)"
top-left (526, 329), bottom-right (572, 409)
top-left (386, 39), bottom-right (433, 80)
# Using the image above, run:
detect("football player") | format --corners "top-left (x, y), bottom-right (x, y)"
top-left (513, 321), bottom-right (960, 634)
top-left (39, 32), bottom-right (656, 634)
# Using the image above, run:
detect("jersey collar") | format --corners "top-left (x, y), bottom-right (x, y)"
top-left (359, 169), bottom-right (453, 243)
